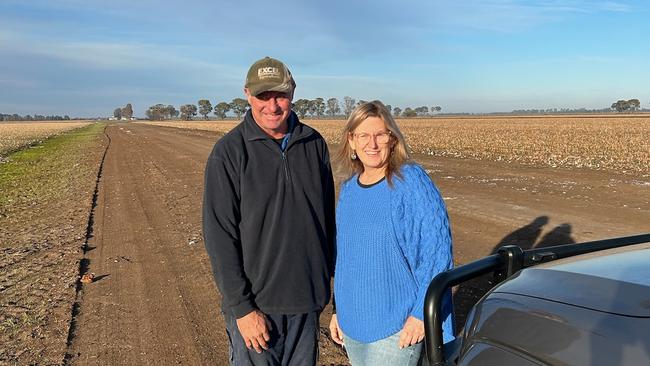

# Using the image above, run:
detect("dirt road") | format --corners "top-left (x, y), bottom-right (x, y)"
top-left (65, 123), bottom-right (649, 365)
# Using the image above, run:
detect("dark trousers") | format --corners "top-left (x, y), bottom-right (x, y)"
top-left (223, 310), bottom-right (320, 366)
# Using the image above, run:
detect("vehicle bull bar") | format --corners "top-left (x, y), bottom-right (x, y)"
top-left (423, 233), bottom-right (650, 366)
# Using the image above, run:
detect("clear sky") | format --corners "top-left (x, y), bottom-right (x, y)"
top-left (1, 0), bottom-right (648, 117)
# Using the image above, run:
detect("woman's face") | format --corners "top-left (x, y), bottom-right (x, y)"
top-left (348, 116), bottom-right (394, 173)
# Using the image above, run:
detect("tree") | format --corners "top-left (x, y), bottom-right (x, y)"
top-left (343, 96), bottom-right (356, 117)
top-left (306, 100), bottom-right (317, 117)
top-left (356, 100), bottom-right (367, 107)
top-left (311, 98), bottom-right (325, 118)
top-left (198, 99), bottom-right (212, 119)
top-left (180, 104), bottom-right (197, 120)
top-left (610, 99), bottom-right (641, 113)
top-left (393, 107), bottom-right (402, 118)
top-left (432, 106), bottom-right (442, 113)
top-left (146, 104), bottom-right (171, 120)
top-left (122, 103), bottom-right (133, 119)
top-left (326, 98), bottom-right (340, 117)
top-left (230, 98), bottom-right (249, 119)
top-left (415, 106), bottom-right (429, 116)
top-left (385, 104), bottom-right (392, 115)
top-left (293, 99), bottom-right (311, 119)
top-left (213, 102), bottom-right (231, 119)
top-left (113, 108), bottom-right (122, 119)
top-left (611, 100), bottom-right (627, 112)
top-left (145, 107), bottom-right (157, 120)
top-left (403, 107), bottom-right (417, 118)
top-left (166, 105), bottom-right (179, 119)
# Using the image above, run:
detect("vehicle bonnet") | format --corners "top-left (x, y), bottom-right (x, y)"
top-left (493, 242), bottom-right (650, 317)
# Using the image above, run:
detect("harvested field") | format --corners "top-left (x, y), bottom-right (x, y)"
top-left (143, 115), bottom-right (650, 173)
top-left (0, 122), bottom-right (93, 157)
top-left (142, 120), bottom-right (239, 136)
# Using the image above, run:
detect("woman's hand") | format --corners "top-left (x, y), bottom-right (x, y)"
top-left (399, 316), bottom-right (424, 349)
top-left (329, 314), bottom-right (344, 345)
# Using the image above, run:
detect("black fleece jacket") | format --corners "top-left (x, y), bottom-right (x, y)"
top-left (202, 110), bottom-right (336, 318)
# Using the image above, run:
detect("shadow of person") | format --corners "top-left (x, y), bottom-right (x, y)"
top-left (453, 216), bottom-right (549, 334)
top-left (491, 215), bottom-right (550, 254)
top-left (535, 223), bottom-right (575, 249)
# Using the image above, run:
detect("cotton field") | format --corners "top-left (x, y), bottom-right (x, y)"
top-left (142, 116), bottom-right (649, 173)
top-left (0, 122), bottom-right (92, 157)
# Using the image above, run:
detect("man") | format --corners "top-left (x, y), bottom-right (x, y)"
top-left (202, 57), bottom-right (336, 365)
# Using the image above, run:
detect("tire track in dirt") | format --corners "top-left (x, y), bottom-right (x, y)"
top-left (65, 124), bottom-right (227, 365)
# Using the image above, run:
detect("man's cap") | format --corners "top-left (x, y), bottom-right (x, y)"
top-left (245, 57), bottom-right (296, 96)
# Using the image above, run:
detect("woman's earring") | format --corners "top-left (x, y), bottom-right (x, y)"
top-left (351, 151), bottom-right (357, 160)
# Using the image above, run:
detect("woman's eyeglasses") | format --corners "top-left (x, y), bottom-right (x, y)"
top-left (353, 131), bottom-right (392, 145)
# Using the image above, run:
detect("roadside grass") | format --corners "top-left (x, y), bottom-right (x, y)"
top-left (0, 123), bottom-right (105, 209)
top-left (0, 312), bottom-right (38, 337)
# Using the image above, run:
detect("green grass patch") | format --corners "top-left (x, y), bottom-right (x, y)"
top-left (0, 123), bottom-right (106, 207)
top-left (0, 312), bottom-right (38, 336)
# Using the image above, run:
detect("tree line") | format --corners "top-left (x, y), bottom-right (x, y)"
top-left (143, 97), bottom-right (443, 121)
top-left (610, 99), bottom-right (641, 113)
top-left (112, 103), bottom-right (134, 120)
top-left (129, 97), bottom-right (646, 121)
top-left (1, 113), bottom-right (71, 121)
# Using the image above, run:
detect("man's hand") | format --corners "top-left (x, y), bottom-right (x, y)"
top-left (236, 310), bottom-right (273, 353)
top-left (329, 314), bottom-right (344, 345)
top-left (399, 316), bottom-right (424, 349)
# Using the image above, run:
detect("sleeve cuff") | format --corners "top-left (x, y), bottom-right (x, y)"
top-left (410, 297), bottom-right (425, 320)
top-left (231, 299), bottom-right (256, 319)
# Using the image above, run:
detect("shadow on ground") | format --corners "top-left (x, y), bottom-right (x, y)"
top-left (452, 216), bottom-right (576, 332)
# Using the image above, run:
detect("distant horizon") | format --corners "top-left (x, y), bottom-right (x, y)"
top-left (1, 91), bottom-right (647, 120)
top-left (4, 105), bottom-right (650, 121)
top-left (1, 1), bottom-right (649, 117)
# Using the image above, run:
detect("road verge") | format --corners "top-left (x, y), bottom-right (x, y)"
top-left (0, 123), bottom-right (107, 364)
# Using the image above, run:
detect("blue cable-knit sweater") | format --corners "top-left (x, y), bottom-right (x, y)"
top-left (334, 163), bottom-right (454, 343)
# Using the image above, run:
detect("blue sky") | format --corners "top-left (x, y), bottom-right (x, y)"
top-left (1, 0), bottom-right (648, 117)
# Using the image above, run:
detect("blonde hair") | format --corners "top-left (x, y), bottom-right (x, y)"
top-left (335, 100), bottom-right (411, 186)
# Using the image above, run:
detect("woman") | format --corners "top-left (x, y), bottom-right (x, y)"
top-left (329, 101), bottom-right (454, 366)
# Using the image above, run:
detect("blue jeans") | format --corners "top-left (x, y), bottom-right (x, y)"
top-left (344, 331), bottom-right (422, 366)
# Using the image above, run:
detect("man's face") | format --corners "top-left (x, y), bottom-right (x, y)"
top-left (245, 89), bottom-right (293, 138)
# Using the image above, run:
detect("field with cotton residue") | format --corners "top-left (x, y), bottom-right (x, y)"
top-left (142, 115), bottom-right (650, 173)
top-left (0, 122), bottom-right (93, 157)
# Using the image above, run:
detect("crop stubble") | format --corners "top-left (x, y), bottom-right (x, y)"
top-left (143, 116), bottom-right (649, 173)
top-left (0, 122), bottom-right (92, 158)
